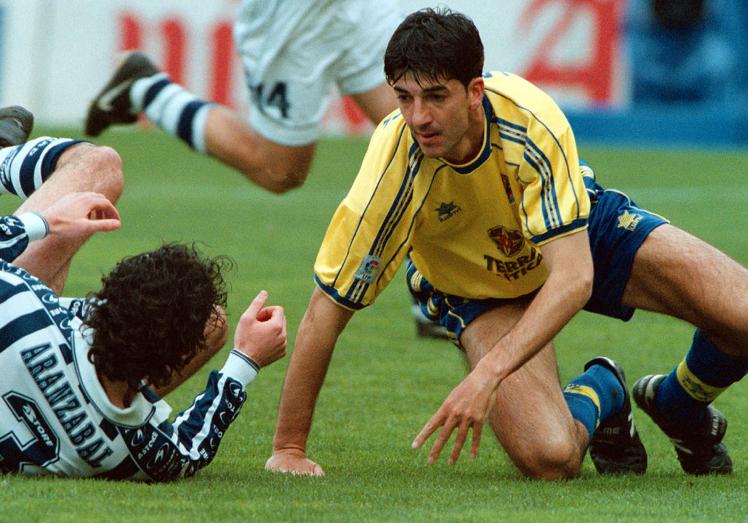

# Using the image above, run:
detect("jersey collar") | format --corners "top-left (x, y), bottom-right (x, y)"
top-left (72, 319), bottom-right (172, 428)
top-left (441, 96), bottom-right (493, 174)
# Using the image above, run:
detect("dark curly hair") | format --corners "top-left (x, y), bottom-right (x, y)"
top-left (84, 243), bottom-right (232, 392)
top-left (384, 8), bottom-right (484, 88)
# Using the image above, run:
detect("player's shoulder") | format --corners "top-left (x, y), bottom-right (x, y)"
top-left (349, 109), bottom-right (413, 191)
top-left (370, 109), bottom-right (411, 153)
top-left (377, 108), bottom-right (407, 134)
top-left (483, 71), bottom-right (570, 131)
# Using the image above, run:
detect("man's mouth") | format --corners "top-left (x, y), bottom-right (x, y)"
top-left (416, 130), bottom-right (440, 143)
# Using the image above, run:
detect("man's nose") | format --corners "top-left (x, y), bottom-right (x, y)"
top-left (411, 98), bottom-right (431, 128)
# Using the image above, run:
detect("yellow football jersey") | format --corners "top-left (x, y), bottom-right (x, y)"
top-left (315, 72), bottom-right (590, 310)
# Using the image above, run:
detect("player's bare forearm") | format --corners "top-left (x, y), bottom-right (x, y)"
top-left (478, 229), bottom-right (593, 385)
top-left (272, 287), bottom-right (353, 452)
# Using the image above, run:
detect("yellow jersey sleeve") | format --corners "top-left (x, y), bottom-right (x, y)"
top-left (485, 72), bottom-right (590, 246)
top-left (514, 97), bottom-right (589, 245)
top-left (314, 115), bottom-right (418, 310)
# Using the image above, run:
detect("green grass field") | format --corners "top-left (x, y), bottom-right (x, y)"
top-left (0, 130), bottom-right (746, 522)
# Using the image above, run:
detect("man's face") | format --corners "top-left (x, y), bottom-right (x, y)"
top-left (392, 74), bottom-right (484, 163)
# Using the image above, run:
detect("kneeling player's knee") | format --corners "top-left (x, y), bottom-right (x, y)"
top-left (512, 437), bottom-right (581, 480)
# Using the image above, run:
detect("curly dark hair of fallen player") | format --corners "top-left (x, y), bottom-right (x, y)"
top-left (84, 243), bottom-right (232, 392)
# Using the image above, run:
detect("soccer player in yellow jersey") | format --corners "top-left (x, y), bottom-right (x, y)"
top-left (266, 8), bottom-right (748, 478)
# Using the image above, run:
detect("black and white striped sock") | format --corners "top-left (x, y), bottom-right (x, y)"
top-left (130, 73), bottom-right (213, 153)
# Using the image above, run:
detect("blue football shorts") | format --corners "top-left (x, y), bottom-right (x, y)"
top-left (407, 186), bottom-right (668, 342)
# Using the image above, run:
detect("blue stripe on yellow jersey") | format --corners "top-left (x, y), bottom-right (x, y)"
top-left (315, 72), bottom-right (590, 310)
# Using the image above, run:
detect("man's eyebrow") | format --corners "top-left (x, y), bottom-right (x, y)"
top-left (422, 85), bottom-right (448, 93)
top-left (393, 84), bottom-right (449, 94)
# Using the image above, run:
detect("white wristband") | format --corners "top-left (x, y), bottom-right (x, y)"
top-left (17, 212), bottom-right (49, 241)
top-left (221, 350), bottom-right (260, 387)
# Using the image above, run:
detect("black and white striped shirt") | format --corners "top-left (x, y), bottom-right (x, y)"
top-left (0, 218), bottom-right (259, 481)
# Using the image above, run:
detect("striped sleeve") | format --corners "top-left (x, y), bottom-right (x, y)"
top-left (515, 104), bottom-right (590, 246)
top-left (314, 116), bottom-right (417, 310)
top-left (118, 352), bottom-right (257, 482)
top-left (0, 215), bottom-right (37, 261)
top-left (0, 212), bottom-right (50, 261)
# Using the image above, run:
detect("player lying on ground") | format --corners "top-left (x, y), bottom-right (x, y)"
top-left (264, 8), bottom-right (748, 479)
top-left (0, 130), bottom-right (287, 481)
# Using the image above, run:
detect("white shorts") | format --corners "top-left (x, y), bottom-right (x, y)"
top-left (233, 0), bottom-right (402, 146)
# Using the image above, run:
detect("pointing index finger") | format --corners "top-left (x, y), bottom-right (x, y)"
top-left (246, 290), bottom-right (269, 317)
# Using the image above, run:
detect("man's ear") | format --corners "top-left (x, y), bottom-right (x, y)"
top-left (467, 77), bottom-right (485, 110)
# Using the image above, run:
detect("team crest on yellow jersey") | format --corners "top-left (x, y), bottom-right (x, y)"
top-left (488, 226), bottom-right (524, 256)
top-left (617, 210), bottom-right (642, 232)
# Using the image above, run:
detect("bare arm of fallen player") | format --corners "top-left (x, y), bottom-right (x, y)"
top-left (412, 229), bottom-right (593, 464)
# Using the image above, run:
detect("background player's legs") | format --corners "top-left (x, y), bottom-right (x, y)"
top-left (205, 81), bottom-right (398, 192)
top-left (202, 105), bottom-right (316, 193)
top-left (350, 83), bottom-right (397, 124)
top-left (86, 54), bottom-right (316, 194)
top-left (13, 143), bottom-right (123, 294)
top-left (128, 59), bottom-right (318, 193)
top-left (460, 300), bottom-right (589, 479)
top-left (86, 53), bottom-right (344, 194)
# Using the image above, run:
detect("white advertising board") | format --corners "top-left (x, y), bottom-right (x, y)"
top-left (0, 0), bottom-right (627, 129)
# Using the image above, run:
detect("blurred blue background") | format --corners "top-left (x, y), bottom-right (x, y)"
top-left (570, 0), bottom-right (748, 146)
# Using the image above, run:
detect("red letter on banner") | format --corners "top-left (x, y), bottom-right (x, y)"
top-left (520, 0), bottom-right (622, 105)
